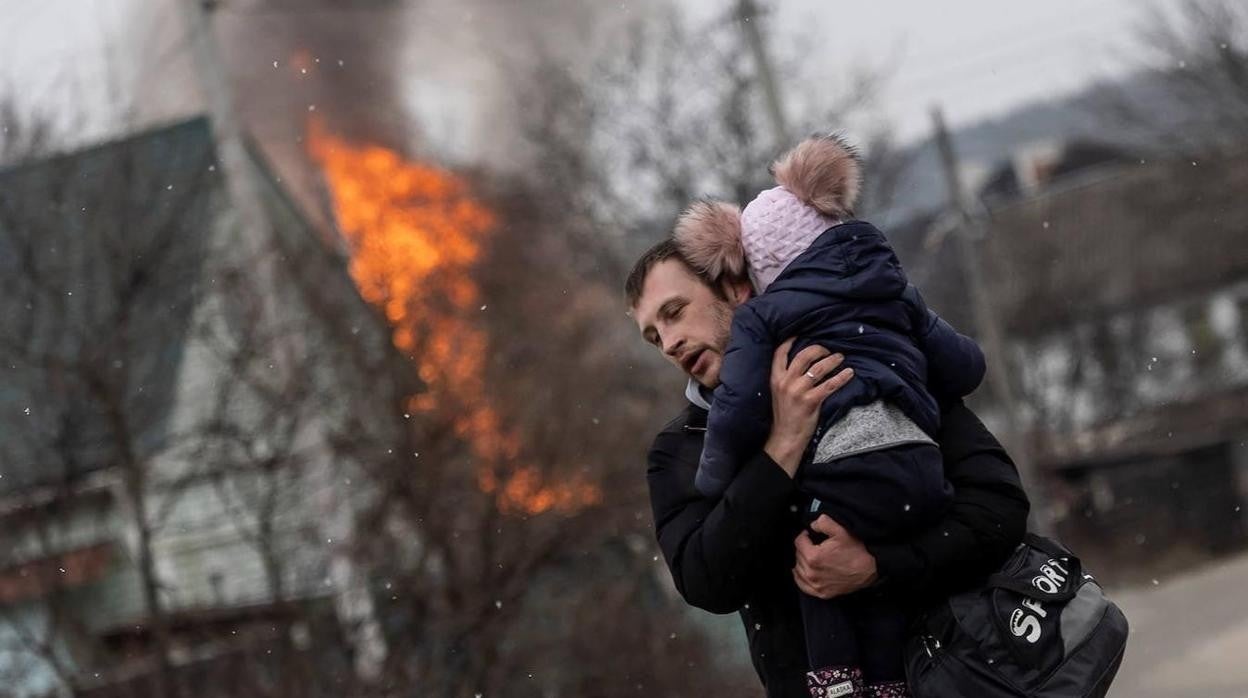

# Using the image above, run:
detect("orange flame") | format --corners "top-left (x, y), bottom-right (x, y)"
top-left (308, 120), bottom-right (600, 515)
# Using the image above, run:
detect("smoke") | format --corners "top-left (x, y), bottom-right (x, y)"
top-left (92, 0), bottom-right (641, 225)
top-left (219, 2), bottom-right (411, 151)
top-left (215, 0), bottom-right (653, 161)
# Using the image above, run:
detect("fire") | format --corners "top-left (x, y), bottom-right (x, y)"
top-left (308, 121), bottom-right (600, 515)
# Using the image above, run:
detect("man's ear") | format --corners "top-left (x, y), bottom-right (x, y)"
top-left (721, 277), bottom-right (753, 306)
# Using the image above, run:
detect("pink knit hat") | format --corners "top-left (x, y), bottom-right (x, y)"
top-left (673, 135), bottom-right (862, 293)
top-left (740, 187), bottom-right (842, 291)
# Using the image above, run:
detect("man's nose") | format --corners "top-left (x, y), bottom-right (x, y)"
top-left (663, 335), bottom-right (685, 358)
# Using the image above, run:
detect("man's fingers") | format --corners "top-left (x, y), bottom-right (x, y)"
top-left (809, 514), bottom-right (848, 538)
top-left (800, 353), bottom-right (841, 385)
top-left (807, 351), bottom-right (845, 377)
top-left (820, 367), bottom-right (854, 396)
top-left (791, 344), bottom-right (832, 376)
top-left (794, 529), bottom-right (811, 552)
top-left (793, 569), bottom-right (815, 596)
top-left (794, 533), bottom-right (815, 566)
top-left (772, 338), bottom-right (796, 376)
top-left (793, 569), bottom-right (831, 600)
top-left (793, 555), bottom-right (812, 580)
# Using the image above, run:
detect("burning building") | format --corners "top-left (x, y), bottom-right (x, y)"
top-left (0, 2), bottom-right (756, 694)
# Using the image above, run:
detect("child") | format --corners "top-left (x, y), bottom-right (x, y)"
top-left (673, 135), bottom-right (985, 698)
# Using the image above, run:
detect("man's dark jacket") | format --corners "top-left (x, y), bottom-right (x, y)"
top-left (647, 399), bottom-right (1029, 697)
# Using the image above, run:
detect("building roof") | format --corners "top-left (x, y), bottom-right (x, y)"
top-left (981, 152), bottom-right (1248, 337)
top-left (0, 118), bottom-right (223, 492)
top-left (890, 149), bottom-right (1248, 340)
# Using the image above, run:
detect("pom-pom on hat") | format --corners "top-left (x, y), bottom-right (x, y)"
top-left (672, 199), bottom-right (747, 284)
top-left (772, 133), bottom-right (862, 219)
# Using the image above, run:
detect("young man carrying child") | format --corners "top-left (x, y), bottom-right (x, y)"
top-left (628, 136), bottom-right (1030, 696)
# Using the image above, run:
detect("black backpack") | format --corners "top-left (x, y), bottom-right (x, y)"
top-left (904, 534), bottom-right (1129, 697)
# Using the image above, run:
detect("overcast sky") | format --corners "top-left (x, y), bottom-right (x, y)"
top-left (0, 0), bottom-right (1174, 152)
top-left (696, 0), bottom-right (1154, 141)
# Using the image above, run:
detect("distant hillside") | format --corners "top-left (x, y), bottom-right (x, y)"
top-left (877, 68), bottom-right (1187, 226)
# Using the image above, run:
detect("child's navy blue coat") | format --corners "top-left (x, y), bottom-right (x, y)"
top-left (695, 220), bottom-right (987, 497)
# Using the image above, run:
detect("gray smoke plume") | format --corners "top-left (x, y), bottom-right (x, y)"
top-left (216, 0), bottom-right (650, 160)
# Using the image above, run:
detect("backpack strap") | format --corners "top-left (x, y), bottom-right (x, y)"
top-left (986, 535), bottom-right (1083, 603)
top-left (1023, 533), bottom-right (1073, 559)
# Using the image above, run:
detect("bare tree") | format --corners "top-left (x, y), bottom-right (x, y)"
top-left (293, 105), bottom-right (761, 693)
top-left (516, 3), bottom-right (904, 282)
top-left (1097, 0), bottom-right (1248, 152)
top-left (0, 97), bottom-right (56, 167)
top-left (0, 106), bottom-right (380, 698)
top-left (0, 113), bottom-right (226, 697)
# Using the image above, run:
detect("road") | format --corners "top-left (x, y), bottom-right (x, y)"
top-left (1109, 550), bottom-right (1248, 697)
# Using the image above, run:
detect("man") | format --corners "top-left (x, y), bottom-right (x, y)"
top-left (627, 239), bottom-right (1030, 696)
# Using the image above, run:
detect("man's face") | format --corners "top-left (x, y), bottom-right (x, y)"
top-left (632, 259), bottom-right (748, 389)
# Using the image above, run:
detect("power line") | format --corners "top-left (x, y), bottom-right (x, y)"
top-left (894, 24), bottom-right (1122, 91)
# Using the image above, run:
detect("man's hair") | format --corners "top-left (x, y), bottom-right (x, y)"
top-left (624, 238), bottom-right (723, 309)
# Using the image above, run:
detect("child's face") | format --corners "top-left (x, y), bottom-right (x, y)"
top-left (632, 259), bottom-right (745, 388)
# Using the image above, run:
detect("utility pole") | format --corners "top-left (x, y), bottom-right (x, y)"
top-left (930, 105), bottom-right (1051, 535)
top-left (737, 0), bottom-right (789, 149)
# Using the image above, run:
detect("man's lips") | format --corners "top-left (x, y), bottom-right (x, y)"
top-left (685, 349), bottom-right (708, 376)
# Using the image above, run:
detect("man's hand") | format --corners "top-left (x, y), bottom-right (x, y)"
top-left (764, 339), bottom-right (854, 477)
top-left (793, 515), bottom-right (879, 599)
